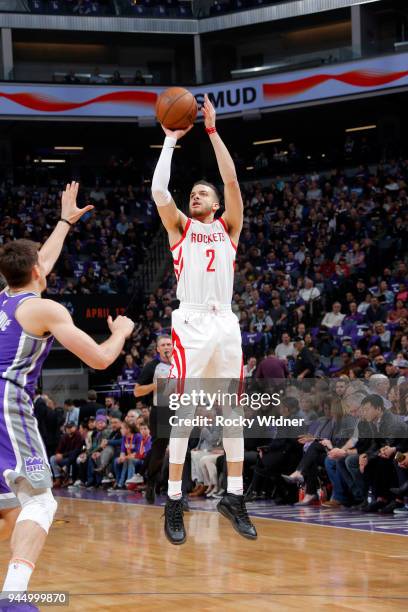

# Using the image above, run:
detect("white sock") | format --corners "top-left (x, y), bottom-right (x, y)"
top-left (168, 480), bottom-right (182, 500)
top-left (227, 476), bottom-right (243, 496)
top-left (2, 559), bottom-right (34, 592)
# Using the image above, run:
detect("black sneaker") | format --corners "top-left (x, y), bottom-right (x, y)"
top-left (145, 480), bottom-right (155, 505)
top-left (217, 493), bottom-right (257, 540)
top-left (164, 497), bottom-right (186, 545)
top-left (182, 495), bottom-right (190, 513)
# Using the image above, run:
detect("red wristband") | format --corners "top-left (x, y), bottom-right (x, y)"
top-left (205, 127), bottom-right (217, 135)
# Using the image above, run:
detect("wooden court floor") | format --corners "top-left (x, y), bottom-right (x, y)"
top-left (1, 497), bottom-right (408, 611)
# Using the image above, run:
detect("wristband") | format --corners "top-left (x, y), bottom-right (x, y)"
top-left (205, 127), bottom-right (217, 135)
top-left (60, 218), bottom-right (73, 227)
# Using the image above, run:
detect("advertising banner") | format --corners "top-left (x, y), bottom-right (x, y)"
top-left (0, 53), bottom-right (408, 118)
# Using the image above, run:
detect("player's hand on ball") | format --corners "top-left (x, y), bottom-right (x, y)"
top-left (202, 94), bottom-right (216, 128)
top-left (161, 124), bottom-right (193, 140)
top-left (61, 181), bottom-right (94, 224)
top-left (108, 315), bottom-right (135, 338)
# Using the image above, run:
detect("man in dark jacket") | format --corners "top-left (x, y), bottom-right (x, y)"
top-left (293, 338), bottom-right (315, 378)
top-left (358, 394), bottom-right (408, 512)
top-left (246, 397), bottom-right (306, 502)
top-left (50, 422), bottom-right (83, 487)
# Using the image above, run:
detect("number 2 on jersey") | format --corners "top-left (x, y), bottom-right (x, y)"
top-left (206, 249), bottom-right (215, 272)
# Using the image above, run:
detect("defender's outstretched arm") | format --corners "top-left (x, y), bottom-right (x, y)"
top-left (39, 181), bottom-right (94, 276)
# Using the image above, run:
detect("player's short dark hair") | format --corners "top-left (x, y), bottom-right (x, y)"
top-left (192, 180), bottom-right (220, 203)
top-left (0, 239), bottom-right (40, 288)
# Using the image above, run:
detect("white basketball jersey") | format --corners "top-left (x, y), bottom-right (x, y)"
top-left (171, 217), bottom-right (236, 305)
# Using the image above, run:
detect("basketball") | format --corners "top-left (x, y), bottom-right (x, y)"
top-left (155, 87), bottom-right (198, 130)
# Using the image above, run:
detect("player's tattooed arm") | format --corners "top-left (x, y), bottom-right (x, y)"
top-left (202, 94), bottom-right (243, 241)
top-left (39, 181), bottom-right (94, 276)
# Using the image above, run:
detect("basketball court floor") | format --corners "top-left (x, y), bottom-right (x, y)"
top-left (1, 490), bottom-right (407, 611)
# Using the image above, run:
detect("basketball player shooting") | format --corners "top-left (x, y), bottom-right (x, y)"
top-left (0, 182), bottom-right (134, 603)
top-left (152, 94), bottom-right (257, 544)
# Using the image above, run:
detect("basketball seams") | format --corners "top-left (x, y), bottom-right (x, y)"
top-left (167, 97), bottom-right (197, 130)
top-left (159, 91), bottom-right (192, 126)
top-left (156, 88), bottom-right (198, 129)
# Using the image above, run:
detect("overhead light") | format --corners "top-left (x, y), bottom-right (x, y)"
top-left (149, 144), bottom-right (181, 149)
top-left (246, 166), bottom-right (254, 170)
top-left (253, 138), bottom-right (282, 145)
top-left (321, 153), bottom-right (326, 158)
top-left (34, 158), bottom-right (66, 163)
top-left (307, 155), bottom-right (311, 160)
top-left (54, 146), bottom-right (84, 151)
top-left (345, 125), bottom-right (376, 133)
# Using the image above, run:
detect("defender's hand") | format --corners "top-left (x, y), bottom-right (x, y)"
top-left (61, 181), bottom-right (94, 224)
top-left (107, 315), bottom-right (135, 338)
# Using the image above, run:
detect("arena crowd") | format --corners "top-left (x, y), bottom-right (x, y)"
top-left (1, 150), bottom-right (407, 512)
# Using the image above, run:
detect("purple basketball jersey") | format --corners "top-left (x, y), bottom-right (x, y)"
top-left (0, 289), bottom-right (54, 399)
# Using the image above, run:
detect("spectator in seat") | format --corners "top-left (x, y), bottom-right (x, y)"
top-left (387, 300), bottom-right (408, 324)
top-left (293, 337), bottom-right (315, 379)
top-left (111, 70), bottom-right (123, 85)
top-left (275, 332), bottom-right (296, 362)
top-left (121, 354), bottom-right (141, 383)
top-left (89, 67), bottom-right (107, 84)
top-left (94, 412), bottom-right (123, 481)
top-left (282, 399), bottom-right (357, 506)
top-left (366, 297), bottom-right (387, 324)
top-left (358, 394), bottom-right (408, 512)
top-left (321, 302), bottom-right (345, 328)
top-left (113, 422), bottom-right (151, 489)
top-left (323, 392), bottom-right (367, 508)
top-left (243, 356), bottom-right (257, 379)
top-left (50, 422), bottom-right (83, 488)
top-left (85, 414), bottom-right (110, 487)
top-left (368, 374), bottom-right (392, 409)
top-left (104, 395), bottom-right (120, 416)
top-left (247, 397), bottom-right (305, 502)
top-left (297, 278), bottom-right (321, 326)
top-left (133, 70), bottom-right (146, 85)
top-left (63, 398), bottom-right (80, 427)
top-left (80, 389), bottom-right (105, 422)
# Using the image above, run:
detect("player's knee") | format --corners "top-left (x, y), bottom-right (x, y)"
top-left (16, 485), bottom-right (57, 535)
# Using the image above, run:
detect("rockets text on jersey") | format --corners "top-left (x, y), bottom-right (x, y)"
top-left (171, 217), bottom-right (236, 305)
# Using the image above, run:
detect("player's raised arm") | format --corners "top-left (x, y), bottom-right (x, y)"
top-left (151, 125), bottom-right (192, 242)
top-left (39, 181), bottom-right (94, 276)
top-left (17, 298), bottom-right (134, 370)
top-left (202, 94), bottom-right (243, 242)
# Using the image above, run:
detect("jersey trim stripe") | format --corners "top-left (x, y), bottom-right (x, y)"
top-left (170, 218), bottom-right (192, 252)
top-left (171, 328), bottom-right (186, 394)
top-left (218, 217), bottom-right (237, 251)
